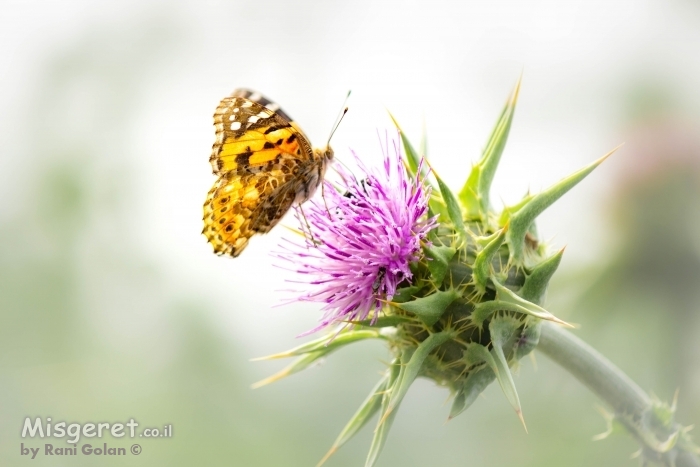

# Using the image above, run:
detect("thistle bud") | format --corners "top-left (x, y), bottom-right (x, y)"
top-left (258, 79), bottom-right (616, 466)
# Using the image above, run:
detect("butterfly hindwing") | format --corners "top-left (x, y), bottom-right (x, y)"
top-left (203, 169), bottom-right (298, 257)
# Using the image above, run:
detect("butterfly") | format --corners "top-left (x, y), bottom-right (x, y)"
top-left (203, 89), bottom-right (337, 257)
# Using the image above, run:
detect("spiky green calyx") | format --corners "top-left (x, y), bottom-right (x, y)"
top-left (256, 80), bottom-right (618, 467)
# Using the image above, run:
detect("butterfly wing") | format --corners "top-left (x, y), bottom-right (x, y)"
top-left (203, 170), bottom-right (298, 256)
top-left (204, 89), bottom-right (319, 257)
top-left (210, 90), bottom-right (313, 175)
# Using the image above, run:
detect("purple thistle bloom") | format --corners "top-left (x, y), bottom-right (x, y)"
top-left (277, 137), bottom-right (436, 334)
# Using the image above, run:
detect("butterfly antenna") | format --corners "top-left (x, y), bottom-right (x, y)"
top-left (326, 90), bottom-right (351, 147)
top-left (318, 91), bottom-right (350, 219)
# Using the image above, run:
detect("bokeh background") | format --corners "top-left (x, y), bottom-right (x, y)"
top-left (1, 1), bottom-right (699, 466)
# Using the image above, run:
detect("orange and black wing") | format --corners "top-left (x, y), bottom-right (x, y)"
top-left (202, 169), bottom-right (299, 256)
top-left (203, 90), bottom-right (314, 257)
top-left (209, 90), bottom-right (312, 175)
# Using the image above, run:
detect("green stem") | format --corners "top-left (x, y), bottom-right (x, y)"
top-left (538, 321), bottom-right (699, 467)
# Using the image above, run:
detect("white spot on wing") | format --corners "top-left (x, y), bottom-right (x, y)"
top-left (230, 121), bottom-right (242, 130)
top-left (249, 92), bottom-right (262, 102)
top-left (248, 116), bottom-right (260, 123)
top-left (266, 103), bottom-right (280, 112)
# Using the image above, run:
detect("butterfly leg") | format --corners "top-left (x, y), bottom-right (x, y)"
top-left (297, 205), bottom-right (321, 247)
top-left (320, 181), bottom-right (333, 219)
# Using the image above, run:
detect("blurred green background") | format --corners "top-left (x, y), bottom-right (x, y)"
top-left (1, 1), bottom-right (699, 466)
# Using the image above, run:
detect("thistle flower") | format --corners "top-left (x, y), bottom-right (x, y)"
top-left (276, 139), bottom-right (436, 333)
top-left (255, 80), bottom-right (699, 467)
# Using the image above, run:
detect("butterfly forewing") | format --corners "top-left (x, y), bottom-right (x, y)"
top-left (203, 89), bottom-right (328, 257)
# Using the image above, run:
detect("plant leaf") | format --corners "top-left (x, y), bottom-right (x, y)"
top-left (431, 165), bottom-right (467, 243)
top-left (388, 112), bottom-right (422, 178)
top-left (519, 247), bottom-right (565, 304)
top-left (449, 366), bottom-right (497, 419)
top-left (472, 279), bottom-right (572, 327)
top-left (459, 77), bottom-right (521, 218)
top-left (473, 225), bottom-right (508, 293)
top-left (381, 332), bottom-right (454, 423)
top-left (513, 321), bottom-right (542, 360)
top-left (251, 351), bottom-right (325, 388)
top-left (351, 315), bottom-right (412, 328)
top-left (395, 289), bottom-right (460, 326)
top-left (366, 358), bottom-right (403, 467)
top-left (489, 315), bottom-right (527, 430)
top-left (392, 286), bottom-right (424, 303)
top-left (318, 375), bottom-right (389, 467)
top-left (251, 329), bottom-right (382, 361)
top-left (507, 147), bottom-right (618, 261)
top-left (423, 244), bottom-right (457, 284)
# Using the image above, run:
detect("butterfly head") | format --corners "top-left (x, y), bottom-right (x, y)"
top-left (315, 145), bottom-right (334, 162)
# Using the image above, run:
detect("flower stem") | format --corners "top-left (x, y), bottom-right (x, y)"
top-left (538, 321), bottom-right (699, 467)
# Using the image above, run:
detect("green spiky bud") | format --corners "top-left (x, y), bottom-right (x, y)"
top-left (365, 81), bottom-right (602, 447)
top-left (256, 80), bottom-right (618, 467)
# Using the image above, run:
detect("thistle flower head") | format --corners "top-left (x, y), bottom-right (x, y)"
top-left (258, 80), bottom-right (625, 467)
top-left (277, 138), bottom-right (435, 333)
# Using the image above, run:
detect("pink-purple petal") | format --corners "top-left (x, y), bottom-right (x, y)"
top-left (276, 137), bottom-right (436, 334)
